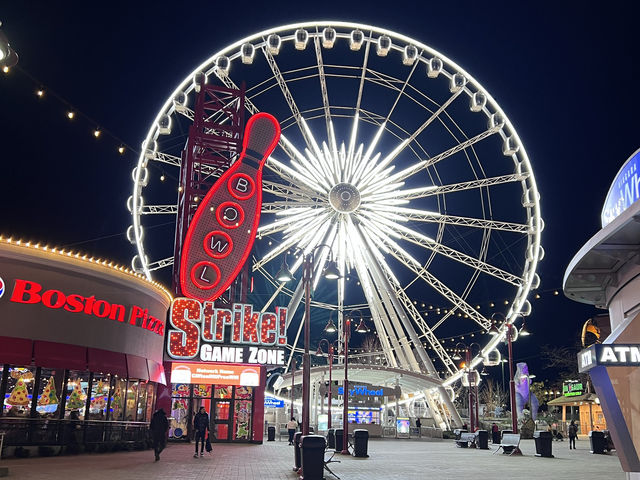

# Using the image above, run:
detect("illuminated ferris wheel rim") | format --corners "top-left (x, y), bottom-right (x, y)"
top-left (130, 20), bottom-right (543, 389)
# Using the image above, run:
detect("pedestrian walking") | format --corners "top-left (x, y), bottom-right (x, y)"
top-left (491, 423), bottom-right (500, 444)
top-left (568, 420), bottom-right (578, 450)
top-left (193, 406), bottom-right (210, 458)
top-left (287, 417), bottom-right (298, 445)
top-left (149, 409), bottom-right (169, 461)
top-left (416, 418), bottom-right (422, 437)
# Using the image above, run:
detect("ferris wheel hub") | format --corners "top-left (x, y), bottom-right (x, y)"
top-left (329, 183), bottom-right (361, 213)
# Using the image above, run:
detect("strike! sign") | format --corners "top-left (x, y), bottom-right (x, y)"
top-left (167, 298), bottom-right (287, 365)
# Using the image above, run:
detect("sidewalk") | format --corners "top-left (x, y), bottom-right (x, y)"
top-left (0, 437), bottom-right (624, 479)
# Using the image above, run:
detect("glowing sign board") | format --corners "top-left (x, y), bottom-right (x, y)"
top-left (170, 362), bottom-right (262, 386)
top-left (601, 148), bottom-right (640, 227)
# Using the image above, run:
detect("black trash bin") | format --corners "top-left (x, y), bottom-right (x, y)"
top-left (293, 432), bottom-right (303, 471)
top-left (353, 429), bottom-right (369, 457)
top-left (327, 428), bottom-right (335, 449)
top-left (476, 430), bottom-right (489, 450)
top-left (590, 430), bottom-right (606, 454)
top-left (334, 428), bottom-right (344, 452)
top-left (301, 435), bottom-right (327, 480)
top-left (267, 425), bottom-right (276, 441)
top-left (533, 430), bottom-right (554, 458)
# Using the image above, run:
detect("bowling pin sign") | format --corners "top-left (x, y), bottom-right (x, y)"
top-left (180, 112), bottom-right (281, 301)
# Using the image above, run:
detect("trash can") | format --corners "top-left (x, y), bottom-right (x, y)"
top-left (300, 435), bottom-right (327, 480)
top-left (267, 425), bottom-right (276, 441)
top-left (533, 430), bottom-right (554, 458)
top-left (454, 429), bottom-right (467, 440)
top-left (293, 432), bottom-right (303, 471)
top-left (334, 428), bottom-right (344, 451)
top-left (353, 429), bottom-right (369, 457)
top-left (327, 428), bottom-right (335, 449)
top-left (589, 430), bottom-right (606, 454)
top-left (476, 430), bottom-right (489, 450)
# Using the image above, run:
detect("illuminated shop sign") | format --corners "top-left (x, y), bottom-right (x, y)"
top-left (179, 113), bottom-right (281, 302)
top-left (171, 362), bottom-right (261, 386)
top-left (166, 298), bottom-right (286, 365)
top-left (578, 344), bottom-right (640, 372)
top-left (562, 381), bottom-right (584, 397)
top-left (337, 385), bottom-right (384, 396)
top-left (601, 148), bottom-right (640, 227)
top-left (264, 395), bottom-right (285, 408)
top-left (4, 278), bottom-right (164, 336)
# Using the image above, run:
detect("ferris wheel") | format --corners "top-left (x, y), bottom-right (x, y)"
top-left (128, 21), bottom-right (543, 394)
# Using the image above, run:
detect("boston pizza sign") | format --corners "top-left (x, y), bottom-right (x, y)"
top-left (167, 298), bottom-right (287, 366)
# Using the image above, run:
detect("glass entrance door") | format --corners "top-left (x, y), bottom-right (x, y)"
top-left (212, 385), bottom-right (232, 441)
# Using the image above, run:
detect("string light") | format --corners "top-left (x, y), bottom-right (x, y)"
top-left (118, 146), bottom-right (125, 155)
top-left (160, 173), bottom-right (165, 181)
top-left (67, 111), bottom-right (75, 120)
top-left (2, 66), bottom-right (9, 74)
top-left (36, 89), bottom-right (44, 98)
top-left (93, 128), bottom-right (101, 138)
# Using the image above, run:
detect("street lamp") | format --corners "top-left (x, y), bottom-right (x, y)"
top-left (290, 357), bottom-right (299, 418)
top-left (455, 342), bottom-right (481, 432)
top-left (279, 244), bottom-right (340, 436)
top-left (315, 334), bottom-right (340, 429)
top-left (342, 310), bottom-right (367, 454)
top-left (490, 312), bottom-right (530, 434)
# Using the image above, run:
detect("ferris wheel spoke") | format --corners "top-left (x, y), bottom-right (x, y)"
top-left (278, 134), bottom-right (331, 188)
top-left (146, 151), bottom-right (181, 168)
top-left (140, 205), bottom-right (178, 215)
top-left (384, 125), bottom-right (503, 185)
top-left (359, 210), bottom-right (523, 286)
top-left (262, 180), bottom-right (321, 201)
top-left (261, 201), bottom-right (322, 214)
top-left (266, 156), bottom-right (328, 193)
top-left (258, 208), bottom-right (329, 237)
top-left (355, 38), bottom-right (371, 114)
top-left (399, 211), bottom-right (531, 234)
top-left (261, 45), bottom-right (320, 157)
top-left (146, 256), bottom-right (174, 271)
top-left (313, 35), bottom-right (332, 142)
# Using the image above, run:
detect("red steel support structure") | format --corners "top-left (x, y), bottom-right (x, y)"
top-left (507, 323), bottom-right (518, 434)
top-left (341, 316), bottom-right (351, 454)
top-left (172, 81), bottom-right (246, 298)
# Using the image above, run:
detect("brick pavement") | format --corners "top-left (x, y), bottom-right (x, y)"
top-left (0, 437), bottom-right (625, 479)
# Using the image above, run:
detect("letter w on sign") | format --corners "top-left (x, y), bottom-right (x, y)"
top-left (180, 113), bottom-right (281, 302)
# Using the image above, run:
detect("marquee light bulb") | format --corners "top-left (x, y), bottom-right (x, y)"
top-left (36, 89), bottom-right (44, 97)
top-left (67, 111), bottom-right (75, 120)
top-left (118, 146), bottom-right (125, 154)
top-left (2, 66), bottom-right (9, 73)
top-left (94, 129), bottom-right (101, 138)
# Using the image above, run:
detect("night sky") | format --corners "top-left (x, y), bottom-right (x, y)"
top-left (1, 2), bottom-right (638, 385)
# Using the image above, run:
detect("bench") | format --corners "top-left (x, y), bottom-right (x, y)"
top-left (324, 449), bottom-right (341, 479)
top-left (455, 432), bottom-right (477, 448)
top-left (492, 433), bottom-right (522, 455)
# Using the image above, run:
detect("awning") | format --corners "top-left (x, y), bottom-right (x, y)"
top-left (547, 393), bottom-right (599, 406)
top-left (0, 336), bottom-right (33, 365)
top-left (34, 340), bottom-right (86, 370)
top-left (87, 348), bottom-right (128, 377)
top-left (126, 354), bottom-right (149, 380)
top-left (147, 360), bottom-right (167, 385)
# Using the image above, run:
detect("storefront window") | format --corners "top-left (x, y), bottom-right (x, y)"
top-left (109, 377), bottom-right (126, 421)
top-left (136, 382), bottom-right (148, 422)
top-left (126, 380), bottom-right (139, 421)
top-left (64, 371), bottom-right (89, 420)
top-left (233, 386), bottom-right (253, 441)
top-left (144, 383), bottom-right (155, 421)
top-left (194, 384), bottom-right (212, 398)
top-left (88, 374), bottom-right (111, 420)
top-left (172, 384), bottom-right (190, 397)
top-left (215, 385), bottom-right (232, 399)
top-left (35, 369), bottom-right (63, 418)
top-left (3, 366), bottom-right (36, 417)
top-left (170, 397), bottom-right (189, 438)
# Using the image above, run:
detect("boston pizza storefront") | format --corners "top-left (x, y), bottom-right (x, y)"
top-left (0, 238), bottom-right (171, 452)
top-left (162, 298), bottom-right (287, 444)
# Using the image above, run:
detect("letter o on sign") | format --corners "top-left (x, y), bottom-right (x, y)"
top-left (216, 201), bottom-right (245, 229)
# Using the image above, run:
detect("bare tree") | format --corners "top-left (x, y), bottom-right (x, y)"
top-left (479, 378), bottom-right (508, 417)
top-left (359, 334), bottom-right (382, 365)
top-left (540, 344), bottom-right (590, 386)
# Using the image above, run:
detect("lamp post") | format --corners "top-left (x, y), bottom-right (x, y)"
top-left (454, 342), bottom-right (481, 432)
top-left (490, 313), bottom-right (530, 435)
top-left (277, 245), bottom-right (340, 436)
top-left (315, 334), bottom-right (339, 429)
top-left (341, 310), bottom-right (368, 454)
top-left (290, 357), bottom-right (298, 418)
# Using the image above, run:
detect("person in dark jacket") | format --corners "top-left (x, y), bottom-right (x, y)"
top-left (491, 423), bottom-right (500, 444)
top-left (193, 407), bottom-right (210, 457)
top-left (568, 420), bottom-right (578, 449)
top-left (149, 409), bottom-right (169, 461)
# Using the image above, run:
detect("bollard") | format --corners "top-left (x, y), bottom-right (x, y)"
top-left (327, 428), bottom-right (335, 449)
top-left (293, 432), bottom-right (303, 471)
top-left (267, 425), bottom-right (276, 442)
top-left (300, 435), bottom-right (327, 480)
top-left (353, 429), bottom-right (369, 457)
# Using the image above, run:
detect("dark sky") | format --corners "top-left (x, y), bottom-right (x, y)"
top-left (1, 2), bottom-right (638, 384)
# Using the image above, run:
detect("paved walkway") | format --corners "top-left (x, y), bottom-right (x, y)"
top-left (0, 437), bottom-right (625, 479)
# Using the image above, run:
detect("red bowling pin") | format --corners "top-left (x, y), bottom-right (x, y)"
top-left (179, 112), bottom-right (281, 301)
